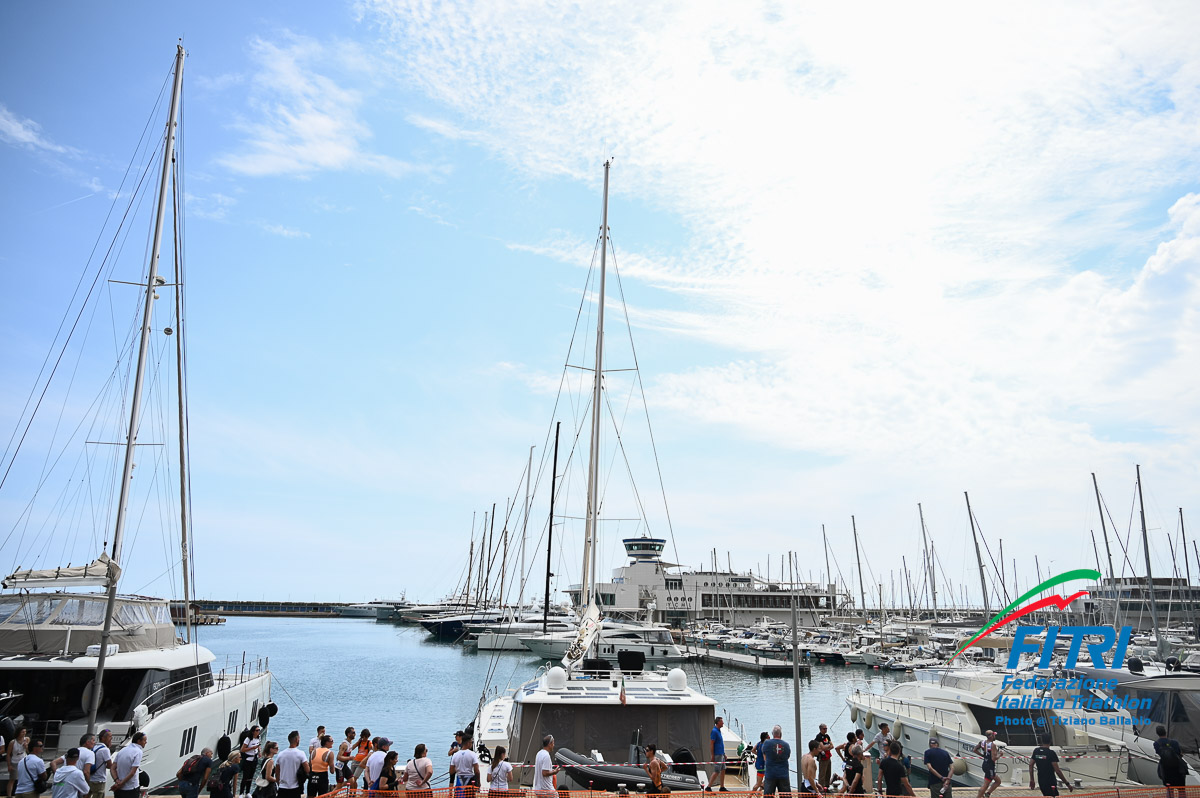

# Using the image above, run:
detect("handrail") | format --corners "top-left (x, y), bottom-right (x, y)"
top-left (137, 657), bottom-right (268, 718)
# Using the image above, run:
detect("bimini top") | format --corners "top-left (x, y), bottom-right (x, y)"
top-left (0, 591), bottom-right (177, 655)
top-left (516, 665), bottom-right (716, 706)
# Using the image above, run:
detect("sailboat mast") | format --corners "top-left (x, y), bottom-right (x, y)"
top-left (173, 217), bottom-right (192, 644)
top-left (87, 43), bottom-right (185, 736)
top-left (1136, 465), bottom-right (1166, 660)
top-left (965, 491), bottom-right (990, 615)
top-left (519, 445), bottom-right (533, 609)
top-left (851, 515), bottom-right (867, 619)
top-left (580, 161), bottom-right (611, 607)
top-left (919, 503), bottom-right (936, 620)
top-left (821, 524), bottom-right (831, 597)
top-left (545, 422), bottom-right (560, 633)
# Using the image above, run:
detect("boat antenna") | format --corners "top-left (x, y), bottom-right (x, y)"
top-left (87, 43), bottom-right (185, 736)
top-left (544, 422), bottom-right (560, 633)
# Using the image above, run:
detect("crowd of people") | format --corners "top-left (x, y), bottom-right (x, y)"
top-left (1, 719), bottom-right (1192, 798)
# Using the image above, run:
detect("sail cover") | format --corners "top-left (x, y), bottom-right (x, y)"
top-left (562, 597), bottom-right (602, 671)
top-left (2, 553), bottom-right (120, 589)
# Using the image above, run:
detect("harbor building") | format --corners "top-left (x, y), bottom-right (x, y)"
top-left (563, 537), bottom-right (845, 626)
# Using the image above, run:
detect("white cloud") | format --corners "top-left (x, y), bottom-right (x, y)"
top-left (354, 0), bottom-right (1200, 594)
top-left (0, 103), bottom-right (76, 155)
top-left (186, 192), bottom-right (238, 221)
top-left (219, 33), bottom-right (419, 179)
top-left (260, 222), bottom-right (310, 238)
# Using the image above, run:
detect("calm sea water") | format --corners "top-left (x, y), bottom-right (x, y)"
top-left (195, 617), bottom-right (910, 764)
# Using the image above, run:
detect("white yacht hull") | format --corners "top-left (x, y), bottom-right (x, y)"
top-left (521, 635), bottom-right (687, 662)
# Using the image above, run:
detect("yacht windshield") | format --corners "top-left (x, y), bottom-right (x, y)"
top-left (1114, 686), bottom-right (1200, 754)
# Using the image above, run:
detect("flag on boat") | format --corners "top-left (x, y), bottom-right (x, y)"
top-left (562, 597), bottom-right (601, 671)
top-left (619, 676), bottom-right (627, 706)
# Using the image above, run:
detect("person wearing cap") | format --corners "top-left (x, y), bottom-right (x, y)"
top-left (448, 731), bottom-right (463, 757)
top-left (366, 738), bottom-right (391, 788)
top-left (972, 731), bottom-right (1000, 798)
top-left (922, 738), bottom-right (952, 798)
top-left (51, 749), bottom-right (88, 798)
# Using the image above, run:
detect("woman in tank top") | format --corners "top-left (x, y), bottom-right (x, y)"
top-left (241, 726), bottom-right (262, 794)
top-left (308, 735), bottom-right (335, 797)
top-left (6, 728), bottom-right (28, 798)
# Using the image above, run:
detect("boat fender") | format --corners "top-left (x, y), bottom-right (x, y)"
top-left (138, 772), bottom-right (150, 788)
top-left (258, 706), bottom-right (273, 729)
top-left (849, 707), bottom-right (858, 723)
top-left (216, 734), bottom-right (232, 762)
top-left (863, 711), bottom-right (875, 729)
top-left (891, 722), bottom-right (904, 740)
top-left (951, 759), bottom-right (967, 776)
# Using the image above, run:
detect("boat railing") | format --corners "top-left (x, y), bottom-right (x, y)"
top-left (137, 655), bottom-right (269, 719)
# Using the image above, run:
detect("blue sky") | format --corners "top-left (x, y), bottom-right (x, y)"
top-left (2, 1), bottom-right (1199, 609)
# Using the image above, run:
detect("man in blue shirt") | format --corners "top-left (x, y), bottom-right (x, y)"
top-left (922, 738), bottom-right (953, 798)
top-left (705, 717), bottom-right (727, 792)
top-left (761, 726), bottom-right (792, 797)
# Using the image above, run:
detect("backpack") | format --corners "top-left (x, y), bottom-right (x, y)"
top-left (181, 756), bottom-right (204, 782)
top-left (1160, 740), bottom-right (1189, 773)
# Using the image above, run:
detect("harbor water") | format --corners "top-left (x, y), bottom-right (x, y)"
top-left (196, 616), bottom-right (912, 762)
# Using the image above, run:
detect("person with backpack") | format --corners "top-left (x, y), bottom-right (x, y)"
top-left (1154, 725), bottom-right (1190, 798)
top-left (210, 753), bottom-right (242, 798)
top-left (176, 748), bottom-right (214, 798)
top-left (275, 733), bottom-right (309, 798)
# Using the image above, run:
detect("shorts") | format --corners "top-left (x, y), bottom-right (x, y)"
top-left (929, 784), bottom-right (952, 798)
top-left (89, 783), bottom-right (107, 798)
top-left (756, 763), bottom-right (765, 774)
top-left (981, 759), bottom-right (996, 780)
top-left (712, 758), bottom-right (726, 773)
top-left (1038, 782), bottom-right (1059, 797)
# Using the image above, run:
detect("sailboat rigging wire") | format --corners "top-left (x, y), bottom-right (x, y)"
top-left (0, 64), bottom-right (174, 491)
top-left (605, 238), bottom-right (682, 572)
top-left (2, 136), bottom-right (165, 572)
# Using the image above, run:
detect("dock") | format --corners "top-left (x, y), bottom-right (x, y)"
top-left (698, 648), bottom-right (812, 676)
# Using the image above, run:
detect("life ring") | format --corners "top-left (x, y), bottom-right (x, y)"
top-left (849, 707), bottom-right (859, 723)
top-left (864, 711), bottom-right (875, 729)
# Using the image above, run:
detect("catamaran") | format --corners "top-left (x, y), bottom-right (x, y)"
top-left (0, 45), bottom-right (271, 792)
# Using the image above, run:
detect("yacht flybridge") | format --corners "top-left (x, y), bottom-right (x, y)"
top-left (0, 45), bottom-right (270, 791)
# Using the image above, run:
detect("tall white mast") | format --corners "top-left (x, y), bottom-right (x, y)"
top-left (87, 43), bottom-right (185, 735)
top-left (580, 161), bottom-right (611, 608)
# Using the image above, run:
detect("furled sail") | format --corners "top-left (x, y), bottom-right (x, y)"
top-left (2, 552), bottom-right (120, 589)
top-left (561, 597), bottom-right (601, 671)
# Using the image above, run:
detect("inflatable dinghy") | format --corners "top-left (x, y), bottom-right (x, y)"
top-left (554, 748), bottom-right (703, 792)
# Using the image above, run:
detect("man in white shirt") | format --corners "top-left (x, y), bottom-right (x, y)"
top-left (89, 731), bottom-right (112, 798)
top-left (275, 731), bottom-right (310, 798)
top-left (449, 736), bottom-right (480, 798)
top-left (15, 739), bottom-right (50, 798)
top-left (111, 732), bottom-right (146, 798)
top-left (308, 727), bottom-right (326, 759)
top-left (532, 735), bottom-right (560, 798)
top-left (366, 738), bottom-right (391, 787)
top-left (51, 750), bottom-right (89, 798)
top-left (69, 736), bottom-right (95, 784)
